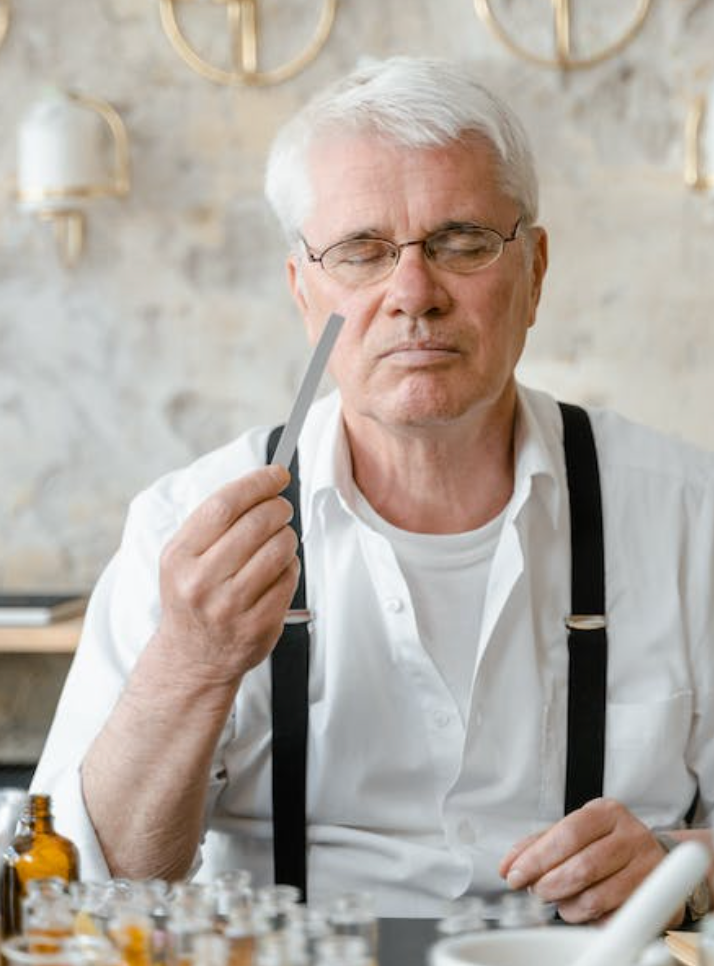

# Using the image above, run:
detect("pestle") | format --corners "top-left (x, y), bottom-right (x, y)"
top-left (571, 839), bottom-right (710, 966)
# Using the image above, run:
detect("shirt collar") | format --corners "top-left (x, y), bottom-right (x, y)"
top-left (298, 384), bottom-right (565, 537)
top-left (510, 383), bottom-right (564, 529)
top-left (298, 390), bottom-right (352, 540)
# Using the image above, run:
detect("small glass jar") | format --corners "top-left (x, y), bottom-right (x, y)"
top-left (253, 887), bottom-right (300, 935)
top-left (286, 906), bottom-right (331, 964)
top-left (108, 902), bottom-right (153, 966)
top-left (222, 885), bottom-right (255, 966)
top-left (192, 934), bottom-right (229, 966)
top-left (314, 935), bottom-right (370, 966)
top-left (437, 897), bottom-right (487, 936)
top-left (326, 893), bottom-right (377, 960)
top-left (23, 879), bottom-right (74, 951)
top-left (0, 935), bottom-right (118, 966)
top-left (213, 872), bottom-right (252, 928)
top-left (166, 884), bottom-right (214, 966)
top-left (69, 882), bottom-right (112, 937)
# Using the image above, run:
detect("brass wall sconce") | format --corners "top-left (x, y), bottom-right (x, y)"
top-left (684, 94), bottom-right (713, 192)
top-left (15, 88), bottom-right (130, 268)
top-left (473, 0), bottom-right (652, 70)
top-left (0, 0), bottom-right (10, 51)
top-left (159, 0), bottom-right (337, 87)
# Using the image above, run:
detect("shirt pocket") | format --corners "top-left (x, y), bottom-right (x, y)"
top-left (605, 691), bottom-right (693, 806)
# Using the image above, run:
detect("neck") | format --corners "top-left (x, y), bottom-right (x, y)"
top-left (345, 391), bottom-right (518, 534)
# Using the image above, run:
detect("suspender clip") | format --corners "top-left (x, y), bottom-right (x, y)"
top-left (565, 614), bottom-right (607, 631)
top-left (285, 608), bottom-right (313, 625)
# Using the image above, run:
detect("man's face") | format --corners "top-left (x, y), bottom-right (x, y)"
top-left (287, 133), bottom-right (548, 437)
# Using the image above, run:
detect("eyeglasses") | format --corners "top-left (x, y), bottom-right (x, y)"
top-left (301, 217), bottom-right (523, 287)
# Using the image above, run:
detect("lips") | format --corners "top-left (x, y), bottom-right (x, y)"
top-left (379, 341), bottom-right (461, 362)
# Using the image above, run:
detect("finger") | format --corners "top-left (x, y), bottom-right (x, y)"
top-left (226, 523), bottom-right (300, 613)
top-left (186, 556), bottom-right (301, 680)
top-left (530, 832), bottom-right (628, 903)
top-left (247, 556), bottom-right (301, 635)
top-left (555, 862), bottom-right (644, 924)
top-left (233, 559), bottom-right (302, 673)
top-left (499, 831), bottom-right (544, 879)
top-left (504, 799), bottom-right (616, 889)
top-left (176, 465), bottom-right (290, 556)
top-left (163, 523), bottom-right (298, 638)
top-left (199, 494), bottom-right (295, 582)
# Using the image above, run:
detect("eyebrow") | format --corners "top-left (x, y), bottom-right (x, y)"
top-left (431, 219), bottom-right (492, 232)
top-left (328, 220), bottom-right (491, 246)
top-left (330, 227), bottom-right (388, 243)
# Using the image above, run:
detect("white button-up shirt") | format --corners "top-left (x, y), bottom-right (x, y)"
top-left (33, 385), bottom-right (714, 917)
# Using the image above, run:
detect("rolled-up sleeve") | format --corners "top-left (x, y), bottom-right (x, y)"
top-left (30, 430), bottom-right (268, 880)
top-left (31, 483), bottom-right (182, 878)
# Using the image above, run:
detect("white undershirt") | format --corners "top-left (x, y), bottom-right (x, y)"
top-left (353, 489), bottom-right (506, 724)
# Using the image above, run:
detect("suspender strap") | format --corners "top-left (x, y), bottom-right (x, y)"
top-left (266, 426), bottom-right (309, 899)
top-left (559, 402), bottom-right (608, 814)
top-left (264, 405), bottom-right (608, 888)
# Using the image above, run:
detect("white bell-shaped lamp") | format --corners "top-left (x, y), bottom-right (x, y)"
top-left (15, 87), bottom-right (130, 267)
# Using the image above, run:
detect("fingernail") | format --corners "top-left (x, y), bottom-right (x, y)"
top-left (507, 868), bottom-right (527, 890)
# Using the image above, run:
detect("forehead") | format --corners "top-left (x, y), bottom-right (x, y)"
top-left (302, 132), bottom-right (513, 238)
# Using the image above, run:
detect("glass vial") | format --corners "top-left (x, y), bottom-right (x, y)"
top-left (1, 794), bottom-right (80, 938)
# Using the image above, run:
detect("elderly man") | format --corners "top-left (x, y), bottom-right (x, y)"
top-left (34, 56), bottom-right (714, 921)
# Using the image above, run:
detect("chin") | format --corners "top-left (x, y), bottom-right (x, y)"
top-left (374, 388), bottom-right (478, 430)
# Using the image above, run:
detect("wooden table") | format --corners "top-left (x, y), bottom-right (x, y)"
top-left (0, 618), bottom-right (82, 654)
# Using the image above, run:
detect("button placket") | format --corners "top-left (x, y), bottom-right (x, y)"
top-left (356, 518), bottom-right (465, 781)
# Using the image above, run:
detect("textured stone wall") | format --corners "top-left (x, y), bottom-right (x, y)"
top-left (0, 0), bottom-right (713, 758)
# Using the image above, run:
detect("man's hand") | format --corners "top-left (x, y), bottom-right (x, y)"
top-left (155, 463), bottom-right (300, 684)
top-left (499, 798), bottom-right (675, 923)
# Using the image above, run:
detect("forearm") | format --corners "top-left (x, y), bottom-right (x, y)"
top-left (81, 631), bottom-right (240, 880)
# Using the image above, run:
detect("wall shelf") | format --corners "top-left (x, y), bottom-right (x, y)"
top-left (0, 618), bottom-right (81, 654)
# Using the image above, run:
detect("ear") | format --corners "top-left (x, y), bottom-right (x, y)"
top-left (287, 255), bottom-right (308, 317)
top-left (526, 227), bottom-right (548, 329)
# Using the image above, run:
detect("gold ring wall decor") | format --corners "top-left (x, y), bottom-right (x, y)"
top-left (159, 0), bottom-right (337, 87)
top-left (684, 95), bottom-right (713, 192)
top-left (0, 0), bottom-right (10, 52)
top-left (473, 0), bottom-right (652, 70)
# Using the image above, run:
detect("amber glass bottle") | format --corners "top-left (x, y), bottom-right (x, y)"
top-left (0, 793), bottom-right (80, 938)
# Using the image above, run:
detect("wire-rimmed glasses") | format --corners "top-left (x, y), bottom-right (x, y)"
top-left (301, 217), bottom-right (523, 288)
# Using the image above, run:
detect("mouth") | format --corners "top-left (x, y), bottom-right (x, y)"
top-left (379, 342), bottom-right (461, 365)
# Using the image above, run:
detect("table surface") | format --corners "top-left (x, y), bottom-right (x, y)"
top-left (378, 919), bottom-right (439, 966)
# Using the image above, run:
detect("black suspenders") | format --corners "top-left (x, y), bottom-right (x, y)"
top-left (265, 403), bottom-right (608, 896)
top-left (266, 427), bottom-right (310, 898)
top-left (559, 403), bottom-right (608, 814)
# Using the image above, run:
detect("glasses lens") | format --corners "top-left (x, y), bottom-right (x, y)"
top-left (428, 227), bottom-right (503, 272)
top-left (321, 238), bottom-right (397, 285)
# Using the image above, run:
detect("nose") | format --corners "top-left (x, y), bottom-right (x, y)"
top-left (382, 242), bottom-right (452, 318)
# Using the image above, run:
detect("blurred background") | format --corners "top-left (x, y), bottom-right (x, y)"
top-left (0, 0), bottom-right (713, 776)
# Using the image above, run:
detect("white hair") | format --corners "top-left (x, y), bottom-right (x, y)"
top-left (264, 55), bottom-right (539, 247)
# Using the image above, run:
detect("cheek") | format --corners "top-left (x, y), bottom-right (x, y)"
top-left (489, 273), bottom-right (532, 326)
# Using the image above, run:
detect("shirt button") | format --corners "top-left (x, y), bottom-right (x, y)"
top-left (433, 710), bottom-right (451, 728)
top-left (457, 819), bottom-right (476, 845)
top-left (385, 597), bottom-right (404, 613)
